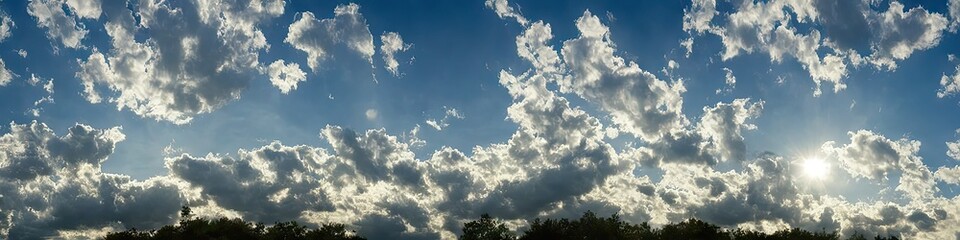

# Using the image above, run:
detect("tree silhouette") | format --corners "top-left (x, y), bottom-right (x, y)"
top-left (104, 207), bottom-right (903, 240)
top-left (104, 206), bottom-right (365, 240)
top-left (460, 214), bottom-right (516, 240)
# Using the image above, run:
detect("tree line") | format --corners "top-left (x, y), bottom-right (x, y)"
top-left (103, 206), bottom-right (900, 240)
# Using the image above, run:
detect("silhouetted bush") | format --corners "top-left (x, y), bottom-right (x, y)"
top-left (105, 206), bottom-right (902, 240)
top-left (103, 206), bottom-right (365, 240)
top-left (461, 211), bottom-right (899, 240)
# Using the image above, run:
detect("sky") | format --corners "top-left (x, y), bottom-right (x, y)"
top-left (2, 0), bottom-right (960, 239)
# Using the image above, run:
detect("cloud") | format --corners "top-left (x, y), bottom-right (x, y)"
top-left (0, 121), bottom-right (184, 239)
top-left (935, 166), bottom-right (960, 184)
top-left (937, 131), bottom-right (960, 184)
top-left (285, 4), bottom-right (375, 72)
top-left (939, 65), bottom-right (960, 99)
top-left (0, 12), bottom-right (13, 42)
top-left (425, 106), bottom-right (464, 131)
top-left (267, 60), bottom-right (307, 94)
top-left (635, 99), bottom-right (762, 166)
top-left (716, 67), bottom-right (735, 94)
top-left (951, 0), bottom-right (960, 31)
top-left (821, 130), bottom-right (936, 200)
top-left (380, 32), bottom-right (411, 76)
top-left (868, 2), bottom-right (949, 70)
top-left (561, 11), bottom-right (687, 141)
top-left (76, 0), bottom-right (284, 124)
top-left (9, 1), bottom-right (960, 239)
top-left (682, 0), bottom-right (948, 96)
top-left (0, 58), bottom-right (12, 86)
top-left (27, 0), bottom-right (98, 49)
top-left (484, 0), bottom-right (528, 26)
top-left (682, 0), bottom-right (717, 35)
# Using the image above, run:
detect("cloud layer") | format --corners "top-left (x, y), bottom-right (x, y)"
top-left (3, 1), bottom-right (960, 239)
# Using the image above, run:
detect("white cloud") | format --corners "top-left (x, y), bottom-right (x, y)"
top-left (365, 108), bottom-right (378, 120)
top-left (65, 0), bottom-right (101, 19)
top-left (267, 60), bottom-right (307, 94)
top-left (682, 0), bottom-right (717, 35)
top-left (935, 166), bottom-right (960, 184)
top-left (938, 65), bottom-right (960, 98)
top-left (0, 58), bottom-right (12, 86)
top-left (717, 67), bottom-right (736, 94)
top-left (16, 49), bottom-right (27, 58)
top-left (25, 74), bottom-right (55, 117)
top-left (27, 0), bottom-right (97, 49)
top-left (425, 106), bottom-right (464, 131)
top-left (821, 130), bottom-right (936, 200)
top-left (380, 32), bottom-right (410, 76)
top-left (868, 2), bottom-right (949, 70)
top-left (0, 122), bottom-right (184, 239)
top-left (561, 10), bottom-right (687, 141)
top-left (0, 13), bottom-right (13, 42)
top-left (484, 0), bottom-right (528, 26)
top-left (285, 4), bottom-right (375, 72)
top-left (951, 0), bottom-right (960, 31)
top-left (682, 0), bottom-right (948, 96)
top-left (76, 0), bottom-right (285, 124)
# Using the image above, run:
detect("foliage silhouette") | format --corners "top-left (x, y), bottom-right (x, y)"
top-left (103, 206), bottom-right (365, 240)
top-left (461, 211), bottom-right (900, 240)
top-left (103, 207), bottom-right (904, 240)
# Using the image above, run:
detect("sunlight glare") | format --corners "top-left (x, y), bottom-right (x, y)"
top-left (801, 157), bottom-right (830, 180)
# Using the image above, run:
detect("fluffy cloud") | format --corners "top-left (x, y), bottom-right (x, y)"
top-left (939, 65), bottom-right (960, 98)
top-left (0, 13), bottom-right (13, 42)
top-left (485, 0), bottom-right (528, 26)
top-left (635, 99), bottom-right (762, 166)
top-left (951, 0), bottom-right (960, 31)
top-left (76, 0), bottom-right (284, 124)
top-left (380, 32), bottom-right (410, 76)
top-left (285, 4), bottom-right (375, 72)
top-left (937, 131), bottom-right (960, 184)
top-left (683, 0), bottom-right (949, 96)
top-left (0, 58), bottom-right (12, 86)
top-left (869, 2), bottom-right (949, 70)
top-left (27, 0), bottom-right (99, 49)
top-left (561, 11), bottom-right (686, 141)
top-left (0, 122), bottom-right (184, 239)
top-left (821, 130), bottom-right (936, 200)
top-left (425, 106), bottom-right (464, 131)
top-left (9, 1), bottom-right (960, 239)
top-left (267, 60), bottom-right (307, 94)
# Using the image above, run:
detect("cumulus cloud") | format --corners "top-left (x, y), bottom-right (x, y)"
top-left (717, 67), bottom-right (735, 94)
top-left (0, 12), bottom-right (13, 42)
top-left (9, 1), bottom-right (960, 239)
top-left (951, 0), bottom-right (960, 31)
top-left (0, 58), bottom-right (12, 86)
top-left (635, 99), bottom-right (763, 166)
top-left (267, 60), bottom-right (307, 94)
top-left (0, 122), bottom-right (184, 239)
top-left (937, 130), bottom-right (960, 184)
top-left (285, 4), bottom-right (375, 72)
top-left (485, 0), bottom-right (528, 26)
top-left (27, 0), bottom-right (98, 48)
top-left (939, 65), bottom-right (960, 98)
top-left (76, 0), bottom-right (285, 124)
top-left (682, 0), bottom-right (949, 96)
top-left (380, 32), bottom-right (410, 76)
top-left (868, 2), bottom-right (949, 70)
top-left (561, 11), bottom-right (686, 141)
top-left (821, 130), bottom-right (936, 200)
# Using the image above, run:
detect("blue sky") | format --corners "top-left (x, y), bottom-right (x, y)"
top-left (3, 0), bottom-right (960, 238)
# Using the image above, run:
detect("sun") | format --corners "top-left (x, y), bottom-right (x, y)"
top-left (801, 157), bottom-right (830, 180)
